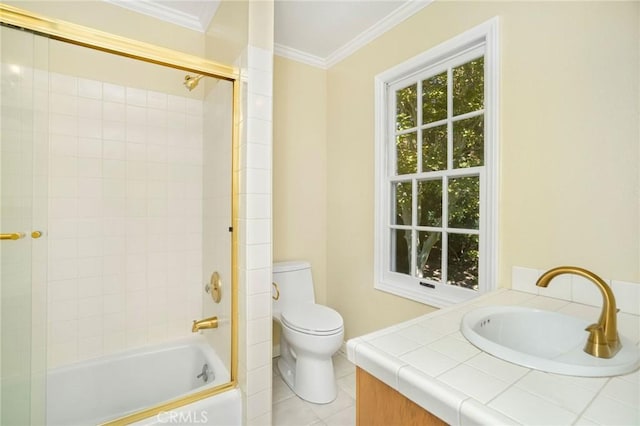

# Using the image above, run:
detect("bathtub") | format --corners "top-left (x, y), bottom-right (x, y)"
top-left (46, 336), bottom-right (240, 425)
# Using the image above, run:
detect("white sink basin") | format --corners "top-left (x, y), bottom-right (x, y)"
top-left (460, 306), bottom-right (640, 377)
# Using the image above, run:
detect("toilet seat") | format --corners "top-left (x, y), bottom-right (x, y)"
top-left (281, 303), bottom-right (343, 336)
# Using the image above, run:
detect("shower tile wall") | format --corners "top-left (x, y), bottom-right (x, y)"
top-left (240, 45), bottom-right (274, 426)
top-left (46, 72), bottom-right (204, 368)
top-left (201, 79), bottom-right (233, 378)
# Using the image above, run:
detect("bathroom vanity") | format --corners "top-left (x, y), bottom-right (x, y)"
top-left (347, 288), bottom-right (640, 425)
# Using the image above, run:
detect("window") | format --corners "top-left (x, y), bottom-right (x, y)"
top-left (375, 18), bottom-right (499, 307)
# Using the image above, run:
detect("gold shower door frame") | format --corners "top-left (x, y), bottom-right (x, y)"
top-left (0, 4), bottom-right (240, 425)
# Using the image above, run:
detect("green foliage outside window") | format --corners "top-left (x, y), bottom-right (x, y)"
top-left (393, 57), bottom-right (484, 290)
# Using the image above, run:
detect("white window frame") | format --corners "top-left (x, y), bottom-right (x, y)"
top-left (374, 17), bottom-right (500, 307)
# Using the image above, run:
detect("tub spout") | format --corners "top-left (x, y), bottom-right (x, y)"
top-left (192, 316), bottom-right (218, 332)
top-left (536, 266), bottom-right (620, 358)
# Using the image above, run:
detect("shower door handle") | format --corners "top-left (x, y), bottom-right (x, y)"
top-left (0, 232), bottom-right (25, 240)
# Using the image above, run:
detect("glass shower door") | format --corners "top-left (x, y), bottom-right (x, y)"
top-left (0, 25), bottom-right (48, 425)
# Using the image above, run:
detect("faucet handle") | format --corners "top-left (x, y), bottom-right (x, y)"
top-left (584, 324), bottom-right (614, 359)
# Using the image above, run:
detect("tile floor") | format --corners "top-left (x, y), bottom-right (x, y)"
top-left (272, 351), bottom-right (356, 426)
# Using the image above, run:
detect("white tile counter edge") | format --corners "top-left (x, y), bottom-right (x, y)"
top-left (346, 280), bottom-right (640, 426)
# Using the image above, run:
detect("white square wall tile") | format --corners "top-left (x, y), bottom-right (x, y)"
top-left (247, 341), bottom-right (271, 370)
top-left (511, 266), bottom-right (539, 294)
top-left (248, 46), bottom-right (274, 72)
top-left (104, 102), bottom-right (126, 122)
top-left (248, 67), bottom-right (273, 97)
top-left (245, 194), bottom-right (271, 220)
top-left (103, 83), bottom-right (125, 103)
top-left (49, 177), bottom-right (77, 198)
top-left (78, 98), bottom-right (102, 119)
top-left (50, 134), bottom-right (77, 156)
top-left (49, 299), bottom-right (78, 322)
top-left (246, 364), bottom-right (271, 396)
top-left (572, 274), bottom-right (605, 307)
top-left (246, 219), bottom-right (271, 245)
top-left (537, 272), bottom-right (572, 300)
top-left (246, 143), bottom-right (271, 170)
top-left (78, 78), bottom-right (102, 99)
top-left (247, 317), bottom-right (271, 345)
top-left (50, 73), bottom-right (77, 95)
top-left (50, 93), bottom-right (77, 116)
top-left (167, 94), bottom-right (186, 112)
top-left (247, 94), bottom-right (272, 122)
top-left (612, 280), bottom-right (640, 315)
top-left (247, 389), bottom-right (271, 422)
top-left (126, 87), bottom-right (147, 107)
top-left (50, 113), bottom-right (78, 137)
top-left (246, 267), bottom-right (271, 295)
top-left (147, 91), bottom-right (167, 109)
top-left (246, 244), bottom-right (271, 270)
top-left (246, 118), bottom-right (272, 145)
top-left (244, 169), bottom-right (271, 195)
top-left (248, 293), bottom-right (271, 321)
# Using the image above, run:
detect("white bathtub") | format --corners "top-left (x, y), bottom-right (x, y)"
top-left (46, 336), bottom-right (240, 425)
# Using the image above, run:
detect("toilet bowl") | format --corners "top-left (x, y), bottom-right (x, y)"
top-left (273, 261), bottom-right (344, 404)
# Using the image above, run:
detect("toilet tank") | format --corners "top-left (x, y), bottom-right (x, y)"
top-left (273, 261), bottom-right (316, 317)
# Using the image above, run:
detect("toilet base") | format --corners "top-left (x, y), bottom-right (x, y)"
top-left (277, 349), bottom-right (338, 404)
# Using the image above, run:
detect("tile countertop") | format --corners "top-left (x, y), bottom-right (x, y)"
top-left (346, 289), bottom-right (640, 425)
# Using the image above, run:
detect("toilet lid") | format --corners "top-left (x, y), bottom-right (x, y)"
top-left (281, 303), bottom-right (343, 336)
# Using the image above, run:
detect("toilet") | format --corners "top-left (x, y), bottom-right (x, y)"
top-left (272, 261), bottom-right (344, 404)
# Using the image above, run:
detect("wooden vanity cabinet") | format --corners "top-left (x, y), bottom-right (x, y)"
top-left (356, 367), bottom-right (447, 426)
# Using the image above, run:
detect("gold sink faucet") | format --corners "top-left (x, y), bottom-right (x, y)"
top-left (192, 316), bottom-right (219, 332)
top-left (536, 266), bottom-right (620, 359)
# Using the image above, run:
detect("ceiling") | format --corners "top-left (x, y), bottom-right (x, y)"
top-left (104, 0), bottom-right (431, 68)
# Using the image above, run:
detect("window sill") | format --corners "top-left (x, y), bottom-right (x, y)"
top-left (375, 280), bottom-right (478, 308)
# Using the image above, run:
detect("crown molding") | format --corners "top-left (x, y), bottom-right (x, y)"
top-left (326, 0), bottom-right (433, 68)
top-left (275, 0), bottom-right (433, 69)
top-left (104, 0), bottom-right (206, 32)
top-left (274, 43), bottom-right (328, 69)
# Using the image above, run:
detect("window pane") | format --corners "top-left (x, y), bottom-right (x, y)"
top-left (396, 132), bottom-right (417, 175)
top-left (392, 181), bottom-right (412, 226)
top-left (447, 233), bottom-right (479, 290)
top-left (448, 176), bottom-right (479, 229)
top-left (417, 179), bottom-right (442, 227)
top-left (391, 229), bottom-right (411, 275)
top-left (396, 84), bottom-right (417, 131)
top-left (453, 115), bottom-right (483, 168)
top-left (422, 71), bottom-right (447, 124)
top-left (453, 57), bottom-right (484, 116)
top-left (422, 125), bottom-right (446, 172)
top-left (417, 231), bottom-right (441, 281)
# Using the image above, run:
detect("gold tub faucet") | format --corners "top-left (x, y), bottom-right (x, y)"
top-left (192, 316), bottom-right (219, 332)
top-left (536, 266), bottom-right (620, 359)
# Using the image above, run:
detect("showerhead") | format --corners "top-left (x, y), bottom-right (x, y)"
top-left (183, 74), bottom-right (204, 91)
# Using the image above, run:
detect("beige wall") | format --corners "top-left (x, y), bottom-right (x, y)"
top-left (273, 57), bottom-right (328, 346)
top-left (273, 56), bottom-right (328, 304)
top-left (310, 1), bottom-right (638, 339)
